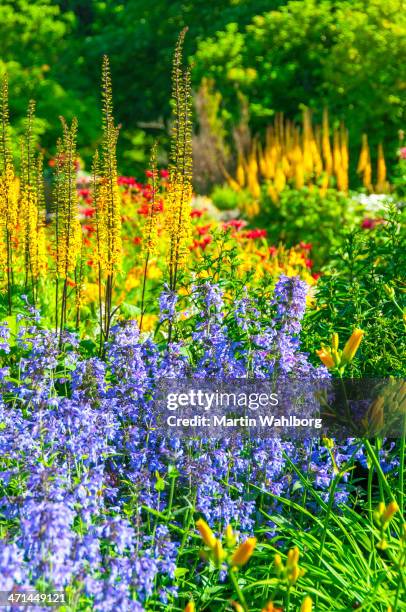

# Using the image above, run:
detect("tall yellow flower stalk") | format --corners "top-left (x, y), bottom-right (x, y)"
top-left (19, 101), bottom-right (47, 297)
top-left (338, 123), bottom-right (349, 192)
top-left (53, 117), bottom-right (81, 337)
top-left (0, 74), bottom-right (18, 314)
top-left (376, 143), bottom-right (388, 193)
top-left (247, 141), bottom-right (261, 199)
top-left (93, 56), bottom-right (122, 345)
top-left (236, 151), bottom-right (246, 187)
top-left (302, 108), bottom-right (314, 176)
top-left (140, 142), bottom-right (160, 331)
top-left (165, 28), bottom-right (193, 293)
top-left (357, 134), bottom-right (372, 191)
top-left (322, 108), bottom-right (333, 176)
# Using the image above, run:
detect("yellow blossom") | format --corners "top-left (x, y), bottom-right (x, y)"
top-left (301, 596), bottom-right (313, 611)
top-left (231, 537), bottom-right (257, 567)
top-left (316, 348), bottom-right (335, 369)
top-left (196, 519), bottom-right (217, 549)
top-left (341, 329), bottom-right (364, 365)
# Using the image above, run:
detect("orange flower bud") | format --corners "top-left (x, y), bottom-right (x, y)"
top-left (184, 601), bottom-right (195, 612)
top-left (231, 537), bottom-right (257, 567)
top-left (316, 348), bottom-right (335, 369)
top-left (382, 501), bottom-right (399, 525)
top-left (196, 519), bottom-right (217, 549)
top-left (341, 329), bottom-right (364, 365)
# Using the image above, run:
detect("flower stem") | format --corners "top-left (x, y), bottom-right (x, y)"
top-left (229, 569), bottom-right (248, 612)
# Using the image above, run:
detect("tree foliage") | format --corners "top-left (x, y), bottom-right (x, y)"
top-left (193, 0), bottom-right (406, 169)
top-left (0, 0), bottom-right (404, 174)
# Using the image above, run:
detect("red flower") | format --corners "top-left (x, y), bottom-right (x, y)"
top-left (306, 258), bottom-right (313, 268)
top-left (196, 224), bottom-right (211, 236)
top-left (312, 272), bottom-right (321, 280)
top-left (244, 229), bottom-right (267, 240)
top-left (223, 219), bottom-right (247, 231)
top-left (83, 224), bottom-right (95, 233)
top-left (145, 170), bottom-right (154, 178)
top-left (269, 246), bottom-right (277, 257)
top-left (82, 208), bottom-right (95, 218)
top-left (201, 236), bottom-right (212, 249)
top-left (78, 188), bottom-right (90, 198)
top-left (142, 186), bottom-right (155, 200)
top-left (160, 169), bottom-right (169, 179)
top-left (87, 260), bottom-right (94, 267)
top-left (190, 236), bottom-right (212, 251)
top-left (191, 209), bottom-right (203, 218)
top-left (137, 204), bottom-right (149, 216)
top-left (132, 236), bottom-right (142, 245)
top-left (361, 217), bottom-right (383, 229)
top-left (300, 241), bottom-right (312, 251)
top-left (118, 176), bottom-right (137, 186)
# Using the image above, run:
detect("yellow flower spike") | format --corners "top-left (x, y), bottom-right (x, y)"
top-left (231, 537), bottom-right (257, 567)
top-left (301, 596), bottom-right (313, 612)
top-left (341, 329), bottom-right (364, 365)
top-left (196, 519), bottom-right (217, 549)
top-left (382, 501), bottom-right (399, 525)
top-left (316, 348), bottom-right (335, 369)
top-left (231, 601), bottom-right (245, 612)
top-left (184, 601), bottom-right (195, 612)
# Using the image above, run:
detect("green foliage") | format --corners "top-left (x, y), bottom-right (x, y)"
top-left (211, 184), bottom-right (253, 211)
top-left (0, 0), bottom-right (99, 159)
top-left (256, 187), bottom-right (364, 266)
top-left (193, 0), bottom-right (406, 174)
top-left (2, 0), bottom-right (405, 175)
top-left (303, 204), bottom-right (406, 377)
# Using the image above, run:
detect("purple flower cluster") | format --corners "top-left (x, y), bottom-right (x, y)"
top-left (0, 278), bottom-right (383, 608)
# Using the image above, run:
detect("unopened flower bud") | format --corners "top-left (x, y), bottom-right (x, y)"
top-left (341, 329), bottom-right (364, 365)
top-left (231, 537), bottom-right (257, 567)
top-left (301, 596), bottom-right (313, 612)
top-left (196, 518), bottom-right (217, 549)
top-left (382, 501), bottom-right (399, 525)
